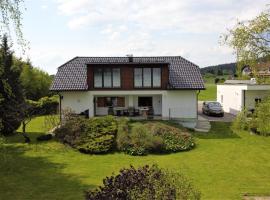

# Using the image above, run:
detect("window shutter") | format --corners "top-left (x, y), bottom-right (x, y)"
top-left (97, 97), bottom-right (105, 107)
top-left (117, 97), bottom-right (125, 107)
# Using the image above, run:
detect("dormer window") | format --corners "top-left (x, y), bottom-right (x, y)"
top-left (94, 68), bottom-right (121, 88)
top-left (134, 67), bottom-right (161, 88)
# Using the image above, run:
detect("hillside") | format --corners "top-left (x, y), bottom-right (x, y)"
top-left (200, 62), bottom-right (237, 76)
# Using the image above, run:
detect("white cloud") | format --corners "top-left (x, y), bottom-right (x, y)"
top-left (40, 0), bottom-right (269, 72)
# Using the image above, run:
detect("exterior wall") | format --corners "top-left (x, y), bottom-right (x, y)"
top-left (60, 90), bottom-right (197, 121)
top-left (217, 85), bottom-right (245, 115)
top-left (60, 91), bottom-right (93, 114)
top-left (245, 90), bottom-right (270, 110)
top-left (162, 90), bottom-right (197, 119)
top-left (217, 84), bottom-right (270, 115)
top-left (87, 63), bottom-right (169, 90)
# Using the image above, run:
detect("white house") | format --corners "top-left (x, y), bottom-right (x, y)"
top-left (51, 56), bottom-right (205, 127)
top-left (217, 80), bottom-right (270, 115)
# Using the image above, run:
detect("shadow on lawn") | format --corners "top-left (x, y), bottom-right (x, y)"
top-left (0, 144), bottom-right (96, 200)
top-left (194, 122), bottom-right (241, 139)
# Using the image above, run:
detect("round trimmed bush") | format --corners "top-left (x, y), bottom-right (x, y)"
top-left (55, 115), bottom-right (117, 154)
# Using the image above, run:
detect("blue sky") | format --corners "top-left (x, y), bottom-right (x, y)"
top-left (18, 0), bottom-right (269, 74)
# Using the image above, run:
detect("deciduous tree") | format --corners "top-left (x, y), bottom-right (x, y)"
top-left (223, 7), bottom-right (270, 77)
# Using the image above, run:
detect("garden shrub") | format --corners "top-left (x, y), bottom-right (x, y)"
top-left (85, 164), bottom-right (201, 200)
top-left (118, 123), bottom-right (163, 155)
top-left (231, 109), bottom-right (249, 132)
top-left (148, 122), bottom-right (195, 152)
top-left (117, 122), bottom-right (194, 155)
top-left (27, 95), bottom-right (59, 115)
top-left (232, 97), bottom-right (270, 136)
top-left (254, 97), bottom-right (270, 136)
top-left (55, 115), bottom-right (117, 154)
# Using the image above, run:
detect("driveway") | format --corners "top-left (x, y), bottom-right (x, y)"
top-left (198, 101), bottom-right (235, 122)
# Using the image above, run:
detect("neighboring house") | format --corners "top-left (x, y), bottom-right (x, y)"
top-left (242, 62), bottom-right (270, 77)
top-left (51, 56), bottom-right (205, 127)
top-left (217, 80), bottom-right (270, 115)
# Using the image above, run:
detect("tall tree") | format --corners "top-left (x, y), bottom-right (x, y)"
top-left (19, 60), bottom-right (52, 100)
top-left (223, 7), bottom-right (270, 77)
top-left (0, 0), bottom-right (25, 47)
top-left (0, 35), bottom-right (24, 135)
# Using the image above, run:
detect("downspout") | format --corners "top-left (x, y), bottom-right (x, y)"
top-left (197, 90), bottom-right (200, 120)
top-left (58, 93), bottom-right (63, 124)
top-left (243, 90), bottom-right (246, 108)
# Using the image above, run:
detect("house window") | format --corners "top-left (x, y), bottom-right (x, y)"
top-left (94, 68), bottom-right (103, 88)
top-left (255, 98), bottom-right (261, 105)
top-left (96, 97), bottom-right (125, 107)
top-left (103, 68), bottom-right (112, 87)
top-left (138, 97), bottom-right (153, 107)
top-left (143, 68), bottom-right (151, 87)
top-left (134, 67), bottom-right (161, 88)
top-left (134, 68), bottom-right (143, 87)
top-left (112, 68), bottom-right (121, 87)
top-left (153, 68), bottom-right (161, 87)
top-left (94, 68), bottom-right (121, 88)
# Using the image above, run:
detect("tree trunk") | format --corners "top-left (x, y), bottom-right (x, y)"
top-left (22, 121), bottom-right (30, 143)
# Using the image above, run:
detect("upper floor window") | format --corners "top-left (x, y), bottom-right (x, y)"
top-left (134, 67), bottom-right (161, 88)
top-left (94, 68), bottom-right (121, 88)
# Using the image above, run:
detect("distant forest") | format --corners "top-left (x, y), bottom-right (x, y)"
top-left (200, 63), bottom-right (237, 76)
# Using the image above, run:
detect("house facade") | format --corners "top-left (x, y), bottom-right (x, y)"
top-left (51, 56), bottom-right (204, 127)
top-left (242, 62), bottom-right (270, 77)
top-left (217, 80), bottom-right (270, 115)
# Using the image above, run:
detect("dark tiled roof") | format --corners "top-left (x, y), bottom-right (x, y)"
top-left (50, 56), bottom-right (205, 91)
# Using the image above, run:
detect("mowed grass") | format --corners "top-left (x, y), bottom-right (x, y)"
top-left (198, 83), bottom-right (217, 101)
top-left (1, 116), bottom-right (270, 199)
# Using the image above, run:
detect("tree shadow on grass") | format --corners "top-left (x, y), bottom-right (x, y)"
top-left (194, 122), bottom-right (241, 139)
top-left (0, 144), bottom-right (96, 200)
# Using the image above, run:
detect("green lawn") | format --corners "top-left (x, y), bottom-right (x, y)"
top-left (198, 83), bottom-right (217, 101)
top-left (1, 116), bottom-right (270, 199)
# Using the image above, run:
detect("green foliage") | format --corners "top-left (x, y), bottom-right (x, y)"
top-left (117, 122), bottom-right (194, 156)
top-left (124, 124), bottom-right (164, 156)
top-left (19, 60), bottom-right (52, 100)
top-left (0, 0), bottom-right (25, 47)
top-left (0, 35), bottom-right (24, 135)
top-left (149, 122), bottom-right (195, 152)
top-left (27, 95), bottom-right (59, 115)
top-left (86, 164), bottom-right (201, 200)
top-left (231, 109), bottom-right (249, 132)
top-left (223, 8), bottom-right (270, 78)
top-left (253, 97), bottom-right (270, 136)
top-left (233, 97), bottom-right (270, 136)
top-left (55, 115), bottom-right (117, 154)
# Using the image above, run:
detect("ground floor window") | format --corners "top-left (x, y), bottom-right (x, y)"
top-left (138, 97), bottom-right (152, 107)
top-left (96, 97), bottom-right (125, 107)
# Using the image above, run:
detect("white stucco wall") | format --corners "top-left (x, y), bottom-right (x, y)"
top-left (60, 90), bottom-right (197, 120)
top-left (217, 84), bottom-right (270, 115)
top-left (217, 85), bottom-right (245, 115)
top-left (60, 91), bottom-right (93, 114)
top-left (162, 90), bottom-right (197, 119)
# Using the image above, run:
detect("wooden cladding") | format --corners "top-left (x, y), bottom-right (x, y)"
top-left (87, 63), bottom-right (169, 90)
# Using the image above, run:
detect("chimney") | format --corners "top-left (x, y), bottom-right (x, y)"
top-left (126, 54), bottom-right (133, 62)
top-left (250, 78), bottom-right (256, 84)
